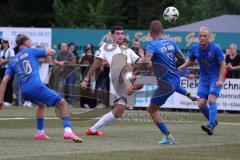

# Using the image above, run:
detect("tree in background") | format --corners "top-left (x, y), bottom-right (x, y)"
top-left (0, 0), bottom-right (240, 29)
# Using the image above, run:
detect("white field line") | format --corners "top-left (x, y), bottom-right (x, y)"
top-left (0, 117), bottom-right (240, 126)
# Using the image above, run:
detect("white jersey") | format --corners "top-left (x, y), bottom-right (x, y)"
top-left (96, 42), bottom-right (139, 79)
top-left (0, 48), bottom-right (15, 68)
top-left (96, 42), bottom-right (140, 105)
top-left (96, 43), bottom-right (139, 67)
top-left (39, 63), bottom-right (51, 85)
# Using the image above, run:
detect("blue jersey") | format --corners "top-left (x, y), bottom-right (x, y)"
top-left (5, 48), bottom-right (46, 92)
top-left (189, 42), bottom-right (225, 82)
top-left (146, 38), bottom-right (180, 82)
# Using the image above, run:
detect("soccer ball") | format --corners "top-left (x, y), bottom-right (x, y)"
top-left (163, 6), bottom-right (179, 23)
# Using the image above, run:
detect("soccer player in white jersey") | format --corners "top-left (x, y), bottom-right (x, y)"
top-left (81, 26), bottom-right (143, 136)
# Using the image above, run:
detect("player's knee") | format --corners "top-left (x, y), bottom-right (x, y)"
top-left (148, 104), bottom-right (158, 114)
top-left (208, 94), bottom-right (217, 103)
top-left (38, 104), bottom-right (45, 109)
top-left (57, 99), bottom-right (68, 108)
top-left (113, 105), bottom-right (125, 118)
top-left (198, 99), bottom-right (207, 108)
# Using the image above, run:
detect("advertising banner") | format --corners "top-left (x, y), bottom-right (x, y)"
top-left (0, 27), bottom-right (52, 48)
top-left (134, 78), bottom-right (240, 111)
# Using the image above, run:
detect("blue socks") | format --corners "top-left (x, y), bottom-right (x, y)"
top-left (157, 122), bottom-right (169, 135)
top-left (37, 118), bottom-right (44, 130)
top-left (61, 117), bottom-right (71, 128)
top-left (200, 105), bottom-right (210, 120)
top-left (176, 86), bottom-right (187, 95)
top-left (209, 103), bottom-right (217, 129)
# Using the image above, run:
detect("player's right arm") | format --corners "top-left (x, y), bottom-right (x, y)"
top-left (142, 43), bottom-right (154, 68)
top-left (80, 57), bottom-right (103, 89)
top-left (45, 48), bottom-right (56, 56)
top-left (178, 58), bottom-right (195, 71)
top-left (0, 75), bottom-right (11, 109)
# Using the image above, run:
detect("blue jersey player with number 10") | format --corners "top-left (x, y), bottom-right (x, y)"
top-left (179, 26), bottom-right (226, 135)
top-left (0, 34), bottom-right (82, 142)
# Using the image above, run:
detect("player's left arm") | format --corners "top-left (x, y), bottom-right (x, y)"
top-left (216, 45), bottom-right (226, 87)
top-left (45, 48), bottom-right (56, 56)
top-left (172, 41), bottom-right (186, 66)
top-left (175, 50), bottom-right (186, 66)
top-left (217, 60), bottom-right (226, 87)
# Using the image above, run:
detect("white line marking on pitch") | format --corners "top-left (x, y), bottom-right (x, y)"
top-left (0, 117), bottom-right (240, 126)
top-left (0, 117), bottom-right (58, 120)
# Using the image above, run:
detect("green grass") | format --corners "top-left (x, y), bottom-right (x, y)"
top-left (0, 107), bottom-right (240, 160)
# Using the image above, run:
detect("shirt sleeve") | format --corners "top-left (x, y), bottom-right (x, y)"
top-left (95, 45), bottom-right (105, 60)
top-left (129, 49), bottom-right (140, 63)
top-left (145, 43), bottom-right (154, 57)
top-left (67, 52), bottom-right (75, 61)
top-left (32, 48), bottom-right (46, 58)
top-left (189, 47), bottom-right (196, 61)
top-left (7, 48), bottom-right (15, 58)
top-left (4, 65), bottom-right (15, 78)
top-left (215, 45), bottom-right (225, 63)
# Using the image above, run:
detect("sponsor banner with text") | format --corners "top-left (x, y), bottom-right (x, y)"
top-left (134, 78), bottom-right (240, 111)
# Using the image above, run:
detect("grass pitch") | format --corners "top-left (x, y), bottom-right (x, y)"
top-left (0, 107), bottom-right (240, 160)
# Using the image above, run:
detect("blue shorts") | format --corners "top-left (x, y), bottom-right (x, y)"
top-left (197, 80), bottom-right (222, 99)
top-left (151, 78), bottom-right (180, 106)
top-left (22, 85), bottom-right (62, 107)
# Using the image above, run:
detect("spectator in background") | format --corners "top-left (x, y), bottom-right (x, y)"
top-left (0, 39), bottom-right (15, 107)
top-left (132, 39), bottom-right (145, 58)
top-left (86, 43), bottom-right (94, 51)
top-left (67, 42), bottom-right (78, 103)
top-left (226, 43), bottom-right (240, 78)
top-left (68, 42), bottom-right (79, 62)
top-left (12, 45), bottom-right (22, 106)
top-left (54, 42), bottom-right (77, 105)
top-left (225, 48), bottom-right (230, 56)
top-left (38, 45), bottom-right (52, 86)
top-left (79, 48), bottom-right (95, 108)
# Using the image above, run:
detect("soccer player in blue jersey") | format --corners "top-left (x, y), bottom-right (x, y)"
top-left (0, 34), bottom-right (82, 142)
top-left (179, 26), bottom-right (226, 135)
top-left (144, 20), bottom-right (188, 144)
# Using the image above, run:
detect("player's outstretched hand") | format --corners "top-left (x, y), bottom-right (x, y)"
top-left (81, 80), bottom-right (88, 89)
top-left (216, 80), bottom-right (223, 87)
top-left (178, 64), bottom-right (185, 71)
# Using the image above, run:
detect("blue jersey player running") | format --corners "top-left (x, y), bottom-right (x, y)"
top-left (144, 20), bottom-right (189, 144)
top-left (0, 34), bottom-right (82, 142)
top-left (179, 26), bottom-right (226, 135)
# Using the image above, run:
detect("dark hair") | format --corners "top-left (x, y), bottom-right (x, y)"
top-left (2, 39), bottom-right (9, 43)
top-left (111, 26), bottom-right (124, 34)
top-left (15, 34), bottom-right (29, 46)
top-left (68, 42), bottom-right (79, 58)
top-left (1, 39), bottom-right (10, 49)
top-left (134, 39), bottom-right (139, 42)
top-left (149, 20), bottom-right (163, 34)
top-left (68, 42), bottom-right (76, 48)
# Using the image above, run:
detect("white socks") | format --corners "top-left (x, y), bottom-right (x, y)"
top-left (37, 130), bottom-right (45, 134)
top-left (64, 127), bottom-right (72, 133)
top-left (90, 111), bottom-right (116, 132)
